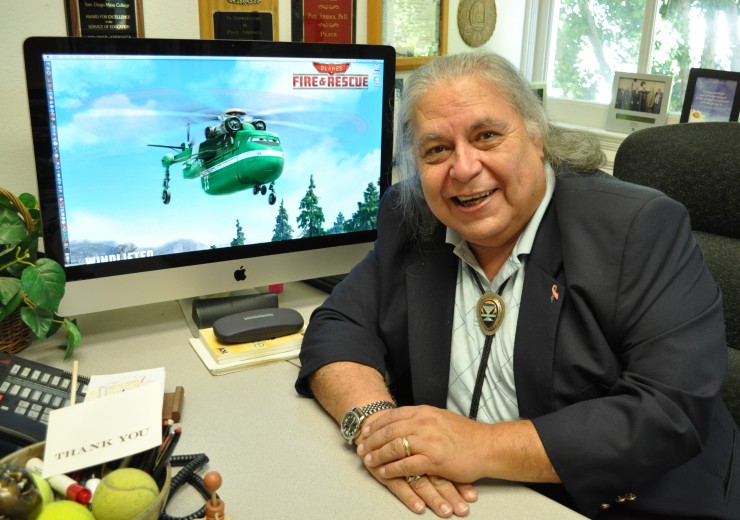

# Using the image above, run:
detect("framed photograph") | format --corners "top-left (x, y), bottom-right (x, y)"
top-left (367, 0), bottom-right (448, 71)
top-left (65, 0), bottom-right (144, 37)
top-left (680, 68), bottom-right (740, 123)
top-left (606, 72), bottom-right (672, 133)
top-left (291, 0), bottom-right (357, 43)
top-left (198, 0), bottom-right (279, 41)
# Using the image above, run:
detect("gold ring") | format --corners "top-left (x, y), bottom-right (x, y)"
top-left (402, 436), bottom-right (411, 457)
top-left (407, 475), bottom-right (422, 483)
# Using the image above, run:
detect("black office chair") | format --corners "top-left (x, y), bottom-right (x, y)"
top-left (613, 122), bottom-right (740, 425)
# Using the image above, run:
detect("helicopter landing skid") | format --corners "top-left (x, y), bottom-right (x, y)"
top-left (252, 183), bottom-right (277, 205)
top-left (162, 169), bottom-right (171, 204)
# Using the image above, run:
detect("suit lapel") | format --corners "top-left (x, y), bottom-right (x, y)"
top-left (514, 200), bottom-right (564, 418)
top-left (401, 194), bottom-right (565, 414)
top-left (406, 240), bottom-right (458, 408)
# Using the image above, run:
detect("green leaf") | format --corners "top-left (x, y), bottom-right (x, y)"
top-left (0, 277), bottom-right (22, 305)
top-left (0, 206), bottom-right (30, 245)
top-left (63, 318), bottom-right (82, 360)
top-left (0, 196), bottom-right (19, 212)
top-left (20, 305), bottom-right (54, 339)
top-left (47, 315), bottom-right (62, 337)
top-left (0, 286), bottom-right (23, 322)
top-left (21, 258), bottom-right (66, 312)
top-left (17, 192), bottom-right (38, 211)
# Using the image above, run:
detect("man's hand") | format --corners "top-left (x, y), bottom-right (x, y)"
top-left (363, 459), bottom-right (477, 517)
top-left (358, 410), bottom-right (477, 517)
top-left (358, 405), bottom-right (559, 484)
top-left (308, 363), bottom-right (480, 516)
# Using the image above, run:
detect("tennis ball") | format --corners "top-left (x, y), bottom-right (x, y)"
top-left (30, 472), bottom-right (54, 504)
top-left (36, 500), bottom-right (94, 520)
top-left (27, 472), bottom-right (55, 520)
top-left (91, 468), bottom-right (159, 520)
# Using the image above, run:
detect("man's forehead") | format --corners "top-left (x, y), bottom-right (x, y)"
top-left (412, 104), bottom-right (515, 142)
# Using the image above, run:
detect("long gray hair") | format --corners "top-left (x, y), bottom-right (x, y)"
top-left (394, 51), bottom-right (605, 240)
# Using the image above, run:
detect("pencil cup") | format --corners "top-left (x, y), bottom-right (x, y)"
top-left (0, 441), bottom-right (172, 519)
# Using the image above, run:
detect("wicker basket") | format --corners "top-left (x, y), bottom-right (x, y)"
top-left (0, 307), bottom-right (33, 354)
top-left (0, 442), bottom-right (172, 519)
top-left (0, 187), bottom-right (36, 355)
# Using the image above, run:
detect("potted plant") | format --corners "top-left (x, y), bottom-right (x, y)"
top-left (0, 187), bottom-right (80, 359)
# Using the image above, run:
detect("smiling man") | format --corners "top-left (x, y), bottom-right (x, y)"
top-left (295, 52), bottom-right (740, 519)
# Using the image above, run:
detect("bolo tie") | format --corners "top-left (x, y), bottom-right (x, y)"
top-left (466, 265), bottom-right (510, 420)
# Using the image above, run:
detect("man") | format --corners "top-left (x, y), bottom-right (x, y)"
top-left (296, 52), bottom-right (739, 519)
top-left (652, 88), bottom-right (664, 113)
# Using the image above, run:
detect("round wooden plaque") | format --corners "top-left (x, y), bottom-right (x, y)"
top-left (457, 0), bottom-right (497, 48)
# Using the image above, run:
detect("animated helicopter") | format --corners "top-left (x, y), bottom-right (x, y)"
top-left (149, 108), bottom-right (284, 205)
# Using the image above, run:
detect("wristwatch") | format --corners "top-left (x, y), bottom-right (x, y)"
top-left (340, 400), bottom-right (396, 443)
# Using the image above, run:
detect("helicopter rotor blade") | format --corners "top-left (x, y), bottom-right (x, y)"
top-left (147, 144), bottom-right (185, 151)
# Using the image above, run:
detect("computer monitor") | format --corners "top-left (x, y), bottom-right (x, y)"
top-left (23, 36), bottom-right (395, 317)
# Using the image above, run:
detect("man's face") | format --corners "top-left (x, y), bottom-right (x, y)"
top-left (412, 75), bottom-right (546, 257)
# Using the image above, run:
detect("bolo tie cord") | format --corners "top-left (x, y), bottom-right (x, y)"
top-left (467, 265), bottom-right (510, 420)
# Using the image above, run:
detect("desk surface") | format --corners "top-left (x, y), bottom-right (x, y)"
top-left (20, 283), bottom-right (585, 519)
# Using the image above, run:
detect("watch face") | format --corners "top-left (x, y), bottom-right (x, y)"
top-left (341, 409), bottom-right (362, 440)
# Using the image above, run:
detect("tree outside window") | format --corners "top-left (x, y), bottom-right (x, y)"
top-left (549, 0), bottom-right (739, 113)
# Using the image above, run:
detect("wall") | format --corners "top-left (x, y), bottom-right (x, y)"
top-left (0, 1), bottom-right (526, 196)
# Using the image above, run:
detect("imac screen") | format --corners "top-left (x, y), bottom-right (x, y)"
top-left (23, 37), bottom-right (395, 316)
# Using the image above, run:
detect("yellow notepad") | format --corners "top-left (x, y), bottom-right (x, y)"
top-left (189, 336), bottom-right (301, 375)
top-left (198, 326), bottom-right (305, 364)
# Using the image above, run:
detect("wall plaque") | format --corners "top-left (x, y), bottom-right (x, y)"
top-left (199, 0), bottom-right (279, 40)
top-left (367, 0), bottom-right (448, 71)
top-left (65, 0), bottom-right (144, 37)
top-left (457, 0), bottom-right (496, 48)
top-left (291, 0), bottom-right (356, 43)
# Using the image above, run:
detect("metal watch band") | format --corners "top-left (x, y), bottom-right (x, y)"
top-left (340, 400), bottom-right (396, 444)
top-left (360, 400), bottom-right (396, 416)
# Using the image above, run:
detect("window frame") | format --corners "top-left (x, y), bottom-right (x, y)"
top-left (526, 0), bottom-right (683, 132)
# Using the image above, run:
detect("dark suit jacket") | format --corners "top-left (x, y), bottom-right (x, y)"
top-left (296, 169), bottom-right (740, 519)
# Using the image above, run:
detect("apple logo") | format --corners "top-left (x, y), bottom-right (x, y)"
top-left (233, 265), bottom-right (247, 281)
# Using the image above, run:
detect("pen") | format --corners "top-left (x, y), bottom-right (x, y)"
top-left (152, 426), bottom-right (181, 482)
top-left (162, 418), bottom-right (174, 437)
top-left (139, 421), bottom-right (174, 473)
top-left (156, 426), bottom-right (181, 467)
top-left (138, 444), bottom-right (160, 474)
top-left (85, 476), bottom-right (101, 496)
top-left (26, 457), bottom-right (92, 505)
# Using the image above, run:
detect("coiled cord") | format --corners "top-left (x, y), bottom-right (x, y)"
top-left (159, 453), bottom-right (220, 520)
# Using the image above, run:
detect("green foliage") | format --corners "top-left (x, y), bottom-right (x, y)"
top-left (654, 0), bottom-right (740, 112)
top-left (552, 0), bottom-right (739, 112)
top-left (552, 0), bottom-right (646, 100)
top-left (345, 183), bottom-right (380, 232)
top-left (0, 191), bottom-right (80, 359)
top-left (272, 199), bottom-right (294, 241)
top-left (296, 175), bottom-right (325, 238)
top-left (327, 212), bottom-right (347, 235)
top-left (231, 219), bottom-right (245, 246)
top-left (270, 178), bottom-right (380, 240)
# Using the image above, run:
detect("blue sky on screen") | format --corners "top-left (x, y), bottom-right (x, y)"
top-left (46, 54), bottom-right (385, 248)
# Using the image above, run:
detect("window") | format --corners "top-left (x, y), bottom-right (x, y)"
top-left (540, 0), bottom-right (739, 118)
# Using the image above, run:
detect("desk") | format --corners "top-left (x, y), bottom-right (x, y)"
top-left (19, 283), bottom-right (586, 519)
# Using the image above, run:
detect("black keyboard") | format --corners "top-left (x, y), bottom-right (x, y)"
top-left (0, 352), bottom-right (88, 448)
top-left (302, 274), bottom-right (346, 294)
